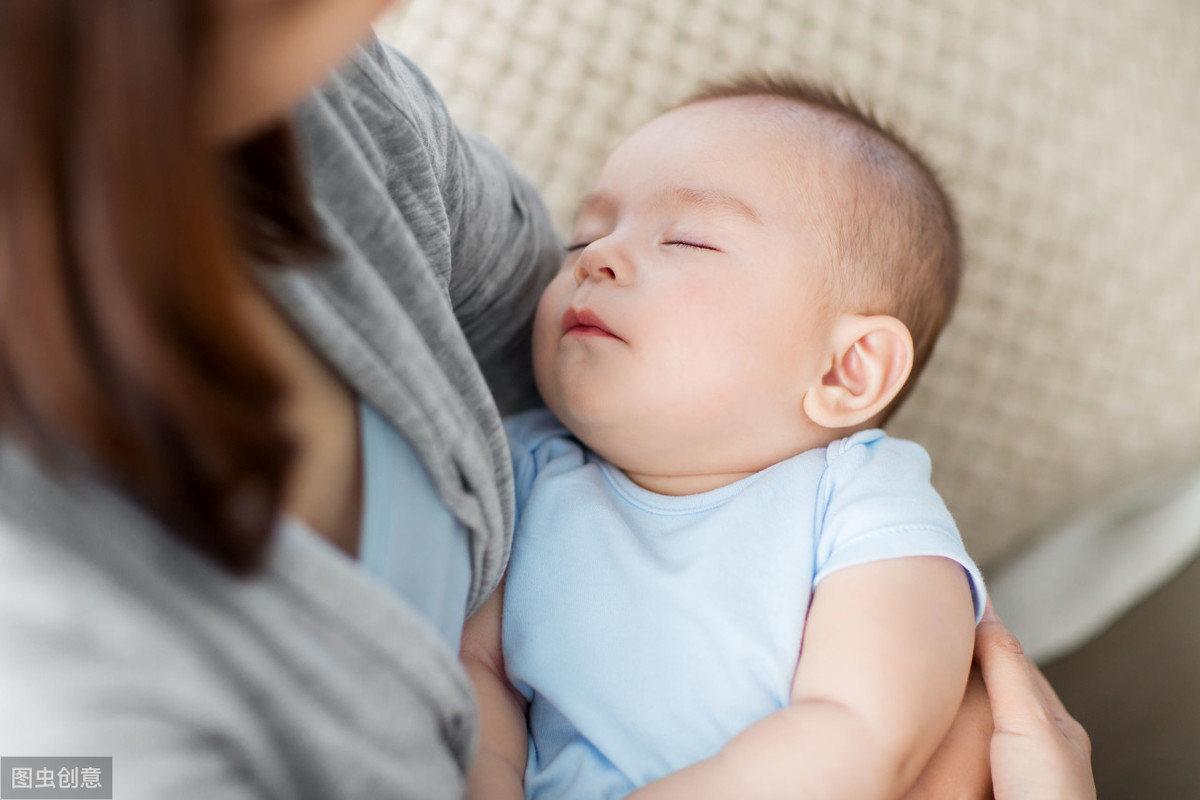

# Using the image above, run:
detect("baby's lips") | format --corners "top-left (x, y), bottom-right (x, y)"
top-left (561, 306), bottom-right (621, 340)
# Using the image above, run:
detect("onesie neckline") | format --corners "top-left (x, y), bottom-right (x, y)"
top-left (597, 456), bottom-right (780, 516)
top-left (593, 428), bottom-right (888, 516)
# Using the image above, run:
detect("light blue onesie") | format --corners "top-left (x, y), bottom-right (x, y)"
top-left (502, 409), bottom-right (987, 800)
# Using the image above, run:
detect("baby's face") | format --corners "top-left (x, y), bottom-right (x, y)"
top-left (533, 97), bottom-right (850, 492)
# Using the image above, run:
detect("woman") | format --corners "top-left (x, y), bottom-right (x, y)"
top-left (2, 0), bottom-right (557, 796)
top-left (0, 1), bottom-right (1092, 797)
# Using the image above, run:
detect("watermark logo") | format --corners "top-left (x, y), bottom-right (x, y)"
top-left (1, 759), bottom-right (111, 799)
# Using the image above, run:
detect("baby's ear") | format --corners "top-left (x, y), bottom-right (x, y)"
top-left (803, 315), bottom-right (914, 430)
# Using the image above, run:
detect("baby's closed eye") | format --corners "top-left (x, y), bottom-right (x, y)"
top-left (662, 240), bottom-right (720, 252)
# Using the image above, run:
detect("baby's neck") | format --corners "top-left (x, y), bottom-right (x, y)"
top-left (608, 427), bottom-right (874, 497)
top-left (618, 468), bottom-right (760, 497)
top-left (582, 419), bottom-right (862, 498)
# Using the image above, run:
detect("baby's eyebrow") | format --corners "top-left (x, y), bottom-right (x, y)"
top-left (573, 186), bottom-right (764, 226)
top-left (573, 191), bottom-right (618, 223)
top-left (662, 186), bottom-right (763, 225)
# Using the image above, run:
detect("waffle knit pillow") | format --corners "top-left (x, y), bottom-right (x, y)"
top-left (377, 0), bottom-right (1200, 646)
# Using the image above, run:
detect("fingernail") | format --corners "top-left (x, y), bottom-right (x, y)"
top-left (982, 599), bottom-right (998, 621)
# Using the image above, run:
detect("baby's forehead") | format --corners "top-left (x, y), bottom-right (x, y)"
top-left (685, 96), bottom-right (903, 256)
top-left (721, 97), bottom-right (876, 199)
top-left (688, 94), bottom-right (855, 147)
top-left (581, 95), bottom-right (877, 244)
top-left (689, 96), bottom-right (872, 187)
top-left (636, 97), bottom-right (864, 189)
top-left (715, 96), bottom-right (907, 207)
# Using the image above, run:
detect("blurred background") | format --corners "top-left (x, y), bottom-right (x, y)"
top-left (376, 1), bottom-right (1200, 795)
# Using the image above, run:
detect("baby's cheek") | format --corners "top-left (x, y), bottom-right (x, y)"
top-left (661, 334), bottom-right (760, 409)
top-left (532, 282), bottom-right (563, 344)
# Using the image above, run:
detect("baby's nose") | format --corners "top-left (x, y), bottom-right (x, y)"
top-left (574, 260), bottom-right (617, 284)
top-left (574, 241), bottom-right (632, 285)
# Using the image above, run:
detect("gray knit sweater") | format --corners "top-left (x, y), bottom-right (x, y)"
top-left (0, 35), bottom-right (560, 799)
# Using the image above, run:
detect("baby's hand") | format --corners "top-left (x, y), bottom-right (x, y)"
top-left (466, 750), bottom-right (525, 800)
top-left (461, 577), bottom-right (530, 800)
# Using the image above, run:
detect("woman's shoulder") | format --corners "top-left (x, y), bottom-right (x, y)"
top-left (297, 31), bottom-right (453, 178)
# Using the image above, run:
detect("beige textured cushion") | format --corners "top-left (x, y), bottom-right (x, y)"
top-left (377, 0), bottom-right (1200, 572)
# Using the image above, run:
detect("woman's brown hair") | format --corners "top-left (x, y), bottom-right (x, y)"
top-left (0, 0), bottom-right (328, 572)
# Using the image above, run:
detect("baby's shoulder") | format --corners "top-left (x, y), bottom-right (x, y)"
top-left (504, 409), bottom-right (589, 508)
top-left (822, 428), bottom-right (933, 481)
top-left (504, 408), bottom-right (575, 457)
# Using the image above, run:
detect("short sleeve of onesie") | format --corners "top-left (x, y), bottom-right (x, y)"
top-left (815, 429), bottom-right (987, 621)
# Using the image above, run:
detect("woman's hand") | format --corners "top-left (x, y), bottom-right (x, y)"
top-left (978, 602), bottom-right (1096, 800)
top-left (904, 602), bottom-right (1097, 800)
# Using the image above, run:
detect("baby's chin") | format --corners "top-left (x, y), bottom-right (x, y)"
top-left (541, 397), bottom-right (644, 465)
top-left (536, 376), bottom-right (628, 443)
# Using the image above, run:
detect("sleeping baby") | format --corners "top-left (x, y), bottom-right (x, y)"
top-left (463, 73), bottom-right (986, 800)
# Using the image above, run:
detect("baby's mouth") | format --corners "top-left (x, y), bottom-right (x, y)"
top-left (562, 307), bottom-right (621, 340)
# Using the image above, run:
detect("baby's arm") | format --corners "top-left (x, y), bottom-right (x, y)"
top-left (461, 577), bottom-right (529, 800)
top-left (627, 556), bottom-right (976, 800)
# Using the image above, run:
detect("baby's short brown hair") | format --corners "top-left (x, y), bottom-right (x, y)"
top-left (685, 74), bottom-right (962, 420)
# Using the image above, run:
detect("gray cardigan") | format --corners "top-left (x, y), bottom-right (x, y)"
top-left (0, 35), bottom-right (560, 799)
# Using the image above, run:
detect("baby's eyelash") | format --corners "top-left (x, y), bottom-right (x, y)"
top-left (566, 240), bottom-right (720, 253)
top-left (664, 240), bottom-right (719, 252)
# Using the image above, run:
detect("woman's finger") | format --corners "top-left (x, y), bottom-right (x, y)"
top-left (977, 603), bottom-right (1096, 800)
top-left (1027, 656), bottom-right (1072, 723)
top-left (974, 606), bottom-right (1052, 732)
